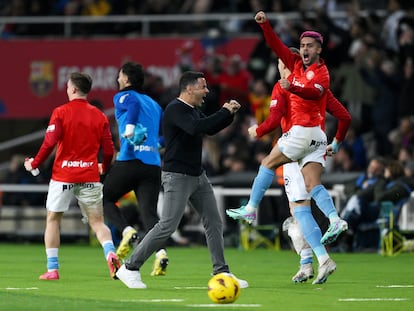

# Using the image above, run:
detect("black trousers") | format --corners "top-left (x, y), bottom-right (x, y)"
top-left (103, 159), bottom-right (161, 238)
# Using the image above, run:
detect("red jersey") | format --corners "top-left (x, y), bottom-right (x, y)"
top-left (256, 83), bottom-right (351, 142)
top-left (31, 99), bottom-right (114, 183)
top-left (256, 82), bottom-right (287, 138)
top-left (259, 20), bottom-right (330, 127)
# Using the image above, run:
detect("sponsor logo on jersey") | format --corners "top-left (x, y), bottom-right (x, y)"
top-left (61, 160), bottom-right (94, 168)
top-left (270, 99), bottom-right (278, 107)
top-left (133, 144), bottom-right (158, 152)
top-left (46, 124), bottom-right (56, 133)
top-left (292, 78), bottom-right (304, 88)
top-left (306, 70), bottom-right (315, 80)
top-left (119, 94), bottom-right (129, 103)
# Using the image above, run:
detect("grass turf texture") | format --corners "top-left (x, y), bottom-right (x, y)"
top-left (0, 243), bottom-right (413, 310)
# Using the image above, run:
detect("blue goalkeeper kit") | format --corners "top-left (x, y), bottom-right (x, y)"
top-left (114, 88), bottom-right (162, 166)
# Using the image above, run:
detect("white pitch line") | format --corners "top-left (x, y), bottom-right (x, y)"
top-left (4, 287), bottom-right (39, 290)
top-left (120, 299), bottom-right (184, 303)
top-left (376, 285), bottom-right (414, 288)
top-left (339, 298), bottom-right (410, 302)
top-left (187, 304), bottom-right (262, 308)
top-left (174, 286), bottom-right (206, 290)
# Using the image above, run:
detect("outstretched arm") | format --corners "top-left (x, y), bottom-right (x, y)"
top-left (326, 90), bottom-right (351, 155)
top-left (255, 11), bottom-right (297, 71)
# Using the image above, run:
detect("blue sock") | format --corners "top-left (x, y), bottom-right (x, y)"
top-left (102, 241), bottom-right (116, 259)
top-left (310, 184), bottom-right (338, 221)
top-left (47, 257), bottom-right (59, 271)
top-left (293, 206), bottom-right (327, 258)
top-left (300, 248), bottom-right (313, 265)
top-left (247, 165), bottom-right (275, 208)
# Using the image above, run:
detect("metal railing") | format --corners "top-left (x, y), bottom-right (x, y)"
top-left (0, 11), bottom-right (385, 38)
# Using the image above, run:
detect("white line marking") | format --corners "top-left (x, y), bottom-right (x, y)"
top-left (174, 286), bottom-right (206, 290)
top-left (376, 285), bottom-right (414, 288)
top-left (120, 299), bottom-right (184, 303)
top-left (339, 298), bottom-right (410, 302)
top-left (187, 304), bottom-right (262, 308)
top-left (140, 299), bottom-right (184, 302)
top-left (4, 287), bottom-right (39, 290)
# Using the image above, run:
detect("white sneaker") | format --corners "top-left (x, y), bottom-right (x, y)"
top-left (321, 219), bottom-right (348, 245)
top-left (116, 264), bottom-right (147, 289)
top-left (312, 258), bottom-right (336, 284)
top-left (229, 273), bottom-right (249, 288)
top-left (292, 263), bottom-right (314, 283)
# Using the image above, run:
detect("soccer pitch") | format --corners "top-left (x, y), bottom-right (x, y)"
top-left (0, 243), bottom-right (413, 311)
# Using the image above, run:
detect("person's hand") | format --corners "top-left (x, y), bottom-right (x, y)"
top-left (24, 157), bottom-right (34, 171)
top-left (229, 99), bottom-right (240, 113)
top-left (326, 138), bottom-right (341, 156)
top-left (124, 123), bottom-right (147, 146)
top-left (123, 124), bottom-right (135, 138)
top-left (223, 99), bottom-right (241, 114)
top-left (255, 11), bottom-right (267, 24)
top-left (98, 163), bottom-right (103, 175)
top-left (248, 124), bottom-right (258, 138)
top-left (279, 78), bottom-right (290, 90)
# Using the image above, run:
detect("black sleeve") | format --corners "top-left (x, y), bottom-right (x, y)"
top-left (174, 105), bottom-right (234, 136)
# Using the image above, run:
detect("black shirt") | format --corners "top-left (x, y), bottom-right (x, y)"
top-left (162, 98), bottom-right (234, 176)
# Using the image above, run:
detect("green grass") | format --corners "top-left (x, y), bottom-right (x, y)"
top-left (0, 243), bottom-right (413, 310)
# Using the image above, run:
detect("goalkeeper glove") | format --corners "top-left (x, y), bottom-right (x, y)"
top-left (329, 138), bottom-right (341, 154)
top-left (125, 123), bottom-right (147, 146)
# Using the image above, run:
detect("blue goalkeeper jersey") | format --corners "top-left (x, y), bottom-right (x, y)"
top-left (114, 87), bottom-right (162, 166)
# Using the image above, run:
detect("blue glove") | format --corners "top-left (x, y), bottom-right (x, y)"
top-left (126, 124), bottom-right (147, 146)
top-left (330, 139), bottom-right (341, 154)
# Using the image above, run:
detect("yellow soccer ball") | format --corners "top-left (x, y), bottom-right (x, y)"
top-left (207, 273), bottom-right (241, 304)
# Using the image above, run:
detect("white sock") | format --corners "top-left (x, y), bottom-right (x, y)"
top-left (46, 248), bottom-right (59, 258)
top-left (317, 254), bottom-right (330, 265)
top-left (156, 249), bottom-right (167, 258)
top-left (122, 226), bottom-right (135, 236)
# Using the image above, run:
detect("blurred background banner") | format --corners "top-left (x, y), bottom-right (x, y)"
top-left (0, 37), bottom-right (258, 119)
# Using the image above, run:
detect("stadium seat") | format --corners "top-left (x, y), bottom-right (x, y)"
top-left (355, 199), bottom-right (414, 255)
top-left (239, 223), bottom-right (280, 250)
top-left (378, 200), bottom-right (414, 256)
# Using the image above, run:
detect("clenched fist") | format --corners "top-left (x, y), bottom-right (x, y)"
top-left (255, 11), bottom-right (267, 24)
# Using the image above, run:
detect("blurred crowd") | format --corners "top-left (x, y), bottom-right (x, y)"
top-left (1, 0), bottom-right (390, 37)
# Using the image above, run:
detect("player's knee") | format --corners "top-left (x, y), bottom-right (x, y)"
top-left (262, 156), bottom-right (280, 169)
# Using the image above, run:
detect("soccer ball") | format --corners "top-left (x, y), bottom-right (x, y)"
top-left (207, 273), bottom-right (241, 304)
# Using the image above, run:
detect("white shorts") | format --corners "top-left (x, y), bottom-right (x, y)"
top-left (277, 125), bottom-right (327, 167)
top-left (283, 162), bottom-right (310, 202)
top-left (46, 180), bottom-right (103, 214)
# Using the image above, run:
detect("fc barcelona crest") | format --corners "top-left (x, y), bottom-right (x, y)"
top-left (29, 61), bottom-right (54, 97)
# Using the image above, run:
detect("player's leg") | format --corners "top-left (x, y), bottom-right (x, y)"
top-left (283, 215), bottom-right (314, 283)
top-left (190, 172), bottom-right (248, 288)
top-left (135, 164), bottom-right (168, 276)
top-left (302, 162), bottom-right (348, 245)
top-left (300, 129), bottom-right (348, 245)
top-left (103, 161), bottom-right (138, 259)
top-left (285, 161), bottom-right (337, 284)
top-left (226, 142), bottom-right (290, 223)
top-left (39, 180), bottom-right (71, 280)
top-left (283, 162), bottom-right (314, 282)
top-left (78, 182), bottom-right (119, 279)
top-left (117, 171), bottom-right (189, 288)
